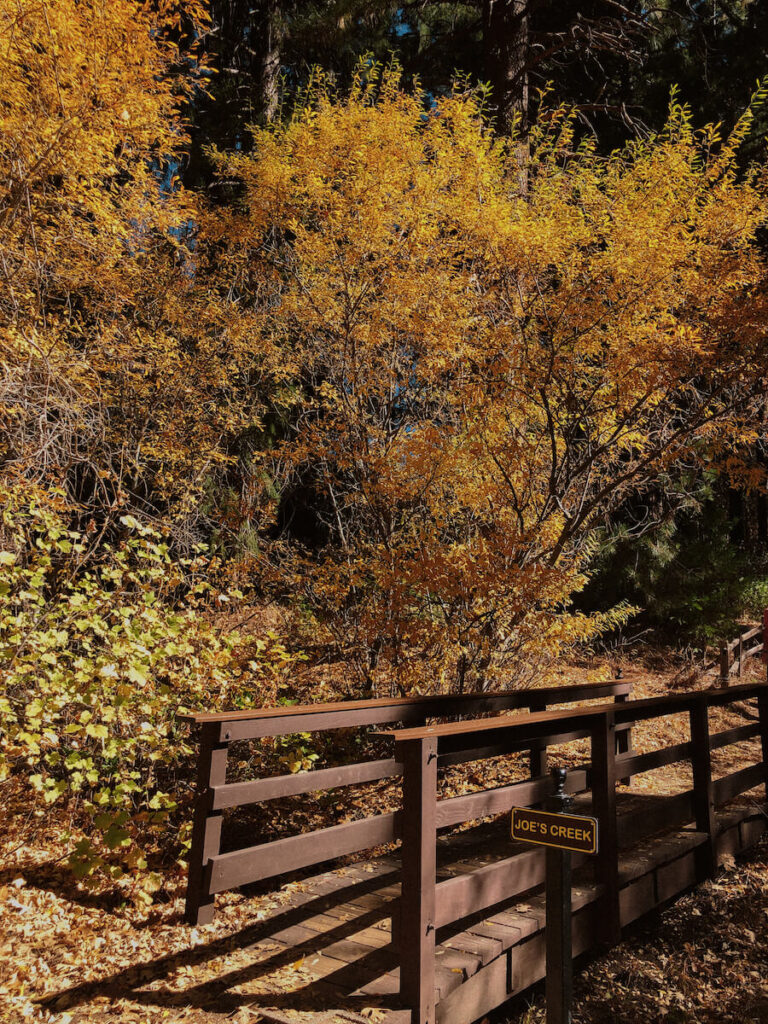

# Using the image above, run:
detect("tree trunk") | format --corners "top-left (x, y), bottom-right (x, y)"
top-left (258, 0), bottom-right (282, 124)
top-left (482, 0), bottom-right (529, 190)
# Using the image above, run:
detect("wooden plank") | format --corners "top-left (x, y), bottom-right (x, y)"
top-left (759, 689), bottom-right (768, 802)
top-left (690, 699), bottom-right (716, 880)
top-left (615, 691), bottom-right (632, 787)
top-left (713, 762), bottom-right (767, 804)
top-left (434, 848), bottom-right (589, 929)
top-left (468, 918), bottom-right (523, 951)
top-left (435, 950), bottom-right (511, 1024)
top-left (211, 758), bottom-right (401, 809)
top-left (656, 850), bottom-right (697, 903)
top-left (724, 625), bottom-right (762, 656)
top-left (436, 901), bottom-right (599, 1024)
top-left (706, 682), bottom-right (768, 707)
top-left (182, 682), bottom-right (633, 741)
top-left (434, 945), bottom-right (483, 981)
top-left (179, 680), bottom-right (632, 725)
top-left (440, 929), bottom-right (504, 965)
top-left (208, 812), bottom-right (400, 893)
top-left (398, 735), bottom-right (438, 1024)
top-left (382, 684), bottom-right (768, 747)
top-left (710, 723), bottom-right (761, 751)
top-left (591, 712), bottom-right (620, 944)
top-left (617, 790), bottom-right (696, 846)
top-left (619, 875), bottom-right (656, 925)
top-left (185, 723), bottom-right (228, 925)
top-left (434, 770), bottom-right (589, 830)
top-left (616, 740), bottom-right (694, 778)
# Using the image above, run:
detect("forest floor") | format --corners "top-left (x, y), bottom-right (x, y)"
top-left (2, 650), bottom-right (767, 1024)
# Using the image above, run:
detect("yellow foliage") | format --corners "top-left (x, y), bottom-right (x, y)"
top-left (0, 481), bottom-right (302, 880)
top-left (0, 0), bottom-right (257, 523)
top-left (216, 65), bottom-right (768, 691)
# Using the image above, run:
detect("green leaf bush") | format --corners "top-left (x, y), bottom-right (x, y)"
top-left (0, 485), bottom-right (300, 892)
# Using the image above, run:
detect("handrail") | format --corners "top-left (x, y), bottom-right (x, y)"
top-left (392, 682), bottom-right (768, 1024)
top-left (178, 680), bottom-right (631, 741)
top-left (179, 679), bottom-right (632, 925)
top-left (380, 681), bottom-right (766, 750)
top-left (720, 610), bottom-right (768, 683)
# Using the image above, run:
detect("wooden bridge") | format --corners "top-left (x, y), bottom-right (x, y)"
top-left (180, 676), bottom-right (768, 1024)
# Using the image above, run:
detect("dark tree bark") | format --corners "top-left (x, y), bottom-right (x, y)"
top-left (482, 0), bottom-right (530, 191)
top-left (258, 0), bottom-right (282, 124)
top-left (482, 0), bottom-right (529, 136)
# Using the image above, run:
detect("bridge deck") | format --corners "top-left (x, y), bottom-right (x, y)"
top-left (237, 792), bottom-right (767, 1024)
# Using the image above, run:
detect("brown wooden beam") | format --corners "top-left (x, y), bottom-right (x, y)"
top-left (591, 712), bottom-right (620, 944)
top-left (179, 681), bottom-right (632, 742)
top-left (713, 763), bottom-right (767, 805)
top-left (185, 723), bottom-right (228, 925)
top-left (690, 699), bottom-right (716, 880)
top-left (211, 758), bottom-right (401, 809)
top-left (759, 687), bottom-right (768, 803)
top-left (208, 812), bottom-right (400, 893)
top-left (398, 735), bottom-right (438, 1024)
top-left (709, 722), bottom-right (761, 751)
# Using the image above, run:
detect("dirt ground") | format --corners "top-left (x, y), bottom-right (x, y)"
top-left (2, 654), bottom-right (767, 1024)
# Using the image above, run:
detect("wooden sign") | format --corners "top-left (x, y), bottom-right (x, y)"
top-left (511, 806), bottom-right (598, 854)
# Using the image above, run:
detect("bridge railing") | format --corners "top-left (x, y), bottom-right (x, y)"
top-left (178, 679), bottom-right (632, 925)
top-left (719, 609), bottom-right (768, 683)
top-left (383, 682), bottom-right (768, 1024)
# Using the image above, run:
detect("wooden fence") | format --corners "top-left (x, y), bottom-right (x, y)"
top-left (719, 609), bottom-right (768, 682)
top-left (178, 680), bottom-right (632, 926)
top-left (383, 681), bottom-right (768, 1023)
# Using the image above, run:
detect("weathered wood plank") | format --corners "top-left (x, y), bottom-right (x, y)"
top-left (710, 722), bottom-right (761, 751)
top-left (759, 688), bottom-right (768, 803)
top-left (211, 758), bottom-right (401, 809)
top-left (180, 680), bottom-right (632, 727)
top-left (713, 762), bottom-right (767, 804)
top-left (690, 699), bottom-right (716, 880)
top-left (208, 812), bottom-right (400, 892)
top-left (183, 681), bottom-right (633, 741)
top-left (591, 712), bottom-right (620, 944)
top-left (399, 735), bottom-right (438, 1024)
top-left (185, 723), bottom-right (228, 925)
top-left (616, 740), bottom-right (694, 778)
top-left (434, 770), bottom-right (589, 830)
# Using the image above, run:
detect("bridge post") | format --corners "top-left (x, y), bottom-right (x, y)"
top-left (185, 722), bottom-right (229, 925)
top-left (398, 734), bottom-right (438, 1024)
top-left (614, 678), bottom-right (633, 787)
top-left (758, 688), bottom-right (768, 803)
top-left (545, 767), bottom-right (574, 1024)
top-left (689, 697), bottom-right (716, 880)
top-left (590, 711), bottom-right (620, 945)
top-left (529, 699), bottom-right (548, 796)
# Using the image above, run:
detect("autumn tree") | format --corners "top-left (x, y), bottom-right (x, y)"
top-left (0, 0), bottom-right (263, 542)
top-left (215, 66), bottom-right (768, 693)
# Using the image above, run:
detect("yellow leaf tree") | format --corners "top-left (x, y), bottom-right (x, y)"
top-left (0, 0), bottom-right (257, 531)
top-left (216, 66), bottom-right (768, 693)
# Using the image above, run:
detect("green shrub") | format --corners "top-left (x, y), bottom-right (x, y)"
top-left (0, 485), bottom-right (300, 894)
